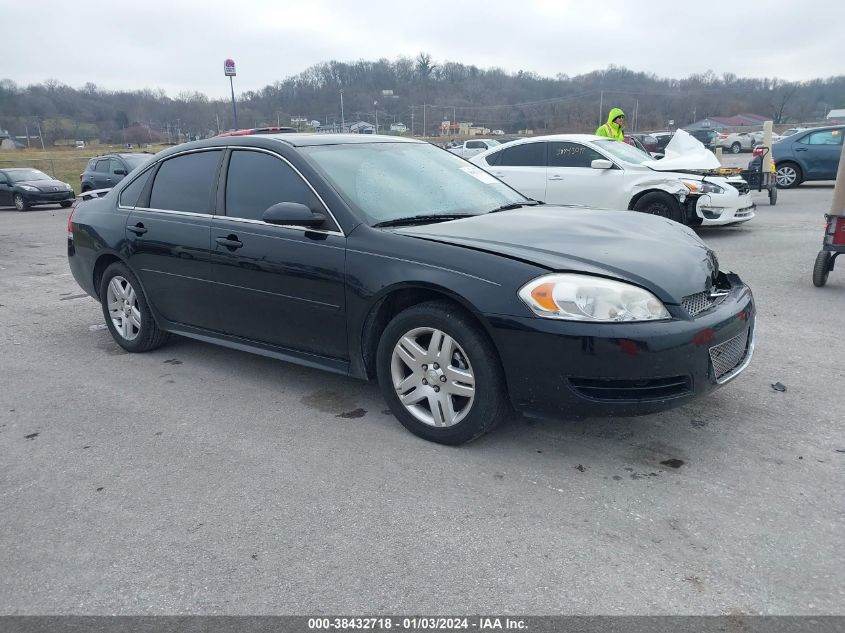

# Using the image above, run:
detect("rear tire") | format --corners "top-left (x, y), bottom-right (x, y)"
top-left (768, 186), bottom-right (778, 205)
top-left (813, 251), bottom-right (831, 287)
top-left (99, 261), bottom-right (169, 352)
top-left (775, 162), bottom-right (802, 188)
top-left (632, 191), bottom-right (684, 224)
top-left (13, 193), bottom-right (29, 211)
top-left (376, 300), bottom-right (509, 445)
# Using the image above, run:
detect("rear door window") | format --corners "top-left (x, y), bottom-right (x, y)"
top-left (498, 142), bottom-right (547, 167)
top-left (94, 160), bottom-right (110, 173)
top-left (149, 150), bottom-right (222, 214)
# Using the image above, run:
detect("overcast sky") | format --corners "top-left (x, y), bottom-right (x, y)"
top-left (7, 0), bottom-right (843, 98)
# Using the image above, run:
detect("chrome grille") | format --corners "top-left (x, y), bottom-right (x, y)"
top-left (682, 291), bottom-right (714, 317)
top-left (709, 328), bottom-right (750, 380)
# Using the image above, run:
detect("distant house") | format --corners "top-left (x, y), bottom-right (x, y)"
top-left (826, 109), bottom-right (845, 122)
top-left (686, 113), bottom-right (769, 130)
top-left (349, 121), bottom-right (375, 134)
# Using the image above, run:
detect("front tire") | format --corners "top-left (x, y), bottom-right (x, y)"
top-left (632, 191), bottom-right (684, 223)
top-left (13, 193), bottom-right (29, 211)
top-left (731, 142), bottom-right (741, 154)
top-left (376, 301), bottom-right (509, 445)
top-left (99, 262), bottom-right (169, 352)
top-left (776, 163), bottom-right (802, 188)
top-left (813, 251), bottom-right (831, 287)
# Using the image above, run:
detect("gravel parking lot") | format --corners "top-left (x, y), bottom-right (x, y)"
top-left (1, 185), bottom-right (843, 615)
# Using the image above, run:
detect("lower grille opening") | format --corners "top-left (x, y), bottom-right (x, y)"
top-left (568, 376), bottom-right (692, 402)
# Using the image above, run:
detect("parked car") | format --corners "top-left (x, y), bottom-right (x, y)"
top-left (628, 133), bottom-right (659, 153)
top-left (748, 125), bottom-right (844, 188)
top-left (80, 153), bottom-right (152, 193)
top-left (685, 129), bottom-right (717, 149)
top-left (779, 127), bottom-right (807, 139)
top-left (649, 132), bottom-right (674, 153)
top-left (470, 134), bottom-right (754, 226)
top-left (67, 134), bottom-right (755, 445)
top-left (447, 138), bottom-right (501, 158)
top-left (0, 168), bottom-right (75, 211)
top-left (716, 131), bottom-right (755, 154)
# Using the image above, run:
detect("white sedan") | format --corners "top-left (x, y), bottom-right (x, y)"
top-left (469, 132), bottom-right (755, 226)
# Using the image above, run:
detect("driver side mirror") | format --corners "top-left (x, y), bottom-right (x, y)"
top-left (262, 202), bottom-right (326, 228)
top-left (591, 159), bottom-right (614, 170)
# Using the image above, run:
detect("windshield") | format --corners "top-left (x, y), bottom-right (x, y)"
top-left (122, 155), bottom-right (148, 169)
top-left (594, 140), bottom-right (653, 165)
top-left (7, 169), bottom-right (51, 182)
top-left (302, 142), bottom-right (527, 225)
top-left (486, 140), bottom-right (501, 147)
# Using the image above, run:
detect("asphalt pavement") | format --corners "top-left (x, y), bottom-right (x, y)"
top-left (1, 184), bottom-right (843, 615)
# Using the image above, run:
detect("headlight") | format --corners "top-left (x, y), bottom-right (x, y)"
top-left (63, 182), bottom-right (72, 190)
top-left (683, 180), bottom-right (724, 195)
top-left (518, 274), bottom-right (670, 322)
top-left (19, 185), bottom-right (39, 192)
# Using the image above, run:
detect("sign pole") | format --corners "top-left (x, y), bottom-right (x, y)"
top-left (229, 76), bottom-right (238, 130)
top-left (224, 59), bottom-right (238, 131)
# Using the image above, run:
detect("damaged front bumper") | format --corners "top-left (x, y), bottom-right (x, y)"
top-left (694, 192), bottom-right (756, 226)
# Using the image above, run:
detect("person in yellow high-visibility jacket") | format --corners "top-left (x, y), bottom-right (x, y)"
top-left (595, 107), bottom-right (626, 141)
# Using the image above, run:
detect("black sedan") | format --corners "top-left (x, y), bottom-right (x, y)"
top-left (0, 168), bottom-right (75, 210)
top-left (67, 134), bottom-right (755, 445)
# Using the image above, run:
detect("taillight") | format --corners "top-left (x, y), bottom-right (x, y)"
top-left (833, 216), bottom-right (845, 246)
top-left (67, 207), bottom-right (75, 239)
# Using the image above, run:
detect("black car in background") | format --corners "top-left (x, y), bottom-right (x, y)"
top-left (80, 153), bottom-right (151, 192)
top-left (0, 168), bottom-right (75, 210)
top-left (68, 134), bottom-right (755, 445)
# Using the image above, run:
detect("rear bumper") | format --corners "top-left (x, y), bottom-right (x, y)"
top-left (487, 276), bottom-right (755, 419)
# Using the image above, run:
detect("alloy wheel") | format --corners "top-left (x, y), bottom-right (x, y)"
top-left (13, 194), bottom-right (25, 211)
top-left (106, 275), bottom-right (141, 341)
top-left (776, 165), bottom-right (798, 187)
top-left (390, 327), bottom-right (476, 427)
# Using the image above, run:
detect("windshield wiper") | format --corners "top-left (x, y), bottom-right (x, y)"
top-left (373, 214), bottom-right (475, 228)
top-left (487, 200), bottom-right (541, 214)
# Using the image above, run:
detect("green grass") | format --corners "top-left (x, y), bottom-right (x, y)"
top-left (0, 145), bottom-right (168, 194)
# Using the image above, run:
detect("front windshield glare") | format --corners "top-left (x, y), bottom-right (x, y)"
top-left (594, 140), bottom-right (653, 165)
top-left (9, 169), bottom-right (50, 182)
top-left (302, 142), bottom-right (526, 224)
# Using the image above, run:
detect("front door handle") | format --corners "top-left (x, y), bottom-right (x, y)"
top-left (549, 175), bottom-right (564, 181)
top-left (216, 235), bottom-right (243, 249)
top-left (127, 223), bottom-right (147, 235)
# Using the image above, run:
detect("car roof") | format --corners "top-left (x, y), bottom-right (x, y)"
top-left (264, 133), bottom-right (425, 147)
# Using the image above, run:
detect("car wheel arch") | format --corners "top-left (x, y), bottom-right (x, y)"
top-left (628, 187), bottom-right (683, 211)
top-left (358, 284), bottom-right (498, 381)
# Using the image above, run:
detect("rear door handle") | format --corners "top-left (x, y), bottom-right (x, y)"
top-left (127, 223), bottom-right (147, 235)
top-left (216, 235), bottom-right (243, 249)
top-left (549, 175), bottom-right (564, 181)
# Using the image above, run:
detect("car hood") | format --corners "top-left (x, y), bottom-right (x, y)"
top-left (17, 179), bottom-right (68, 190)
top-left (642, 129), bottom-right (721, 172)
top-left (393, 206), bottom-right (717, 303)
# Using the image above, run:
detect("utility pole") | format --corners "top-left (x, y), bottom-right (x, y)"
top-left (36, 118), bottom-right (45, 150)
top-left (24, 123), bottom-right (30, 148)
top-left (340, 89), bottom-right (345, 132)
top-left (423, 103), bottom-right (426, 138)
top-left (411, 106), bottom-right (414, 136)
top-left (599, 91), bottom-right (604, 127)
top-left (374, 100), bottom-right (378, 134)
